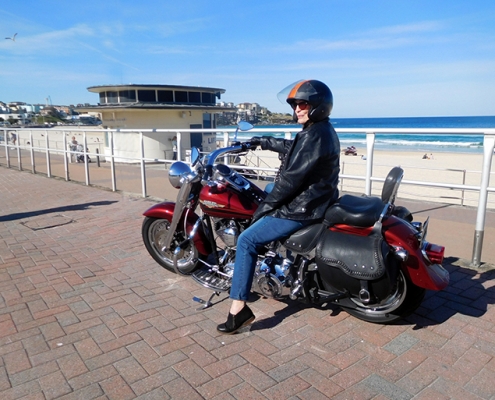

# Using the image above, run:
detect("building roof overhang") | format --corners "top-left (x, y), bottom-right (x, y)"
top-left (87, 84), bottom-right (226, 94)
top-left (76, 103), bottom-right (233, 112)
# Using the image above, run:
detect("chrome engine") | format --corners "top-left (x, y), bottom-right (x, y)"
top-left (213, 218), bottom-right (294, 299)
top-left (253, 252), bottom-right (293, 298)
top-left (214, 218), bottom-right (240, 248)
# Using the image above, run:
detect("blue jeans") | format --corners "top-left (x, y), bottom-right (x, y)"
top-left (229, 216), bottom-right (307, 301)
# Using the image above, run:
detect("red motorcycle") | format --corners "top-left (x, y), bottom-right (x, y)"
top-left (142, 127), bottom-right (449, 323)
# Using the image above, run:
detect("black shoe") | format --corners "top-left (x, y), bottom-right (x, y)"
top-left (217, 305), bottom-right (255, 335)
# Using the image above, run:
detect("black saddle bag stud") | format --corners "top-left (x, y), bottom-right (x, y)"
top-left (315, 229), bottom-right (395, 304)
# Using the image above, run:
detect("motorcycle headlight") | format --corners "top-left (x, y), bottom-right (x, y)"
top-left (168, 161), bottom-right (192, 188)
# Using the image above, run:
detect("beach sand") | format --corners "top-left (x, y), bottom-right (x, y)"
top-left (249, 147), bottom-right (493, 209)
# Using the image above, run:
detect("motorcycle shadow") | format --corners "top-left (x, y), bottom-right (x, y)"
top-left (408, 256), bottom-right (495, 329)
top-left (248, 293), bottom-right (342, 332)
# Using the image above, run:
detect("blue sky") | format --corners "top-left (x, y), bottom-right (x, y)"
top-left (1, 1), bottom-right (494, 117)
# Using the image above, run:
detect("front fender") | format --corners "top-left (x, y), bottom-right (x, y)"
top-left (143, 202), bottom-right (212, 255)
top-left (143, 202), bottom-right (176, 219)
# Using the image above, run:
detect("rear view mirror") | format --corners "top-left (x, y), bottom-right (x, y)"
top-left (191, 147), bottom-right (200, 166)
top-left (238, 121), bottom-right (253, 131)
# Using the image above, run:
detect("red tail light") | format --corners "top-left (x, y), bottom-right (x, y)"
top-left (424, 243), bottom-right (445, 264)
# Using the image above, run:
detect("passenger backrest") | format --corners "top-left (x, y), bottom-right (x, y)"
top-left (381, 167), bottom-right (404, 204)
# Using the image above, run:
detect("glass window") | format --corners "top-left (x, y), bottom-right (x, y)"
top-left (107, 91), bottom-right (118, 104)
top-left (201, 92), bottom-right (213, 104)
top-left (157, 90), bottom-right (173, 102)
top-left (189, 91), bottom-right (200, 103)
top-left (203, 113), bottom-right (212, 128)
top-left (99, 92), bottom-right (106, 104)
top-left (119, 90), bottom-right (136, 102)
top-left (138, 90), bottom-right (156, 102)
top-left (175, 91), bottom-right (188, 103)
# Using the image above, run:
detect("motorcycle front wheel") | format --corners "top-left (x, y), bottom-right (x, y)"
top-left (142, 217), bottom-right (200, 274)
top-left (341, 270), bottom-right (426, 324)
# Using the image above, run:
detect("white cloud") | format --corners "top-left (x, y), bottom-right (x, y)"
top-left (369, 21), bottom-right (445, 35)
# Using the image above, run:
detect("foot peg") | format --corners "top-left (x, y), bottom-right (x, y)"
top-left (192, 266), bottom-right (232, 292)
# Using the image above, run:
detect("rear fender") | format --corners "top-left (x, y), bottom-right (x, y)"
top-left (330, 216), bottom-right (449, 291)
top-left (143, 202), bottom-right (211, 255)
top-left (382, 216), bottom-right (449, 291)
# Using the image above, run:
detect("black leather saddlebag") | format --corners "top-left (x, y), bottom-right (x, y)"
top-left (315, 230), bottom-right (389, 281)
top-left (315, 230), bottom-right (397, 304)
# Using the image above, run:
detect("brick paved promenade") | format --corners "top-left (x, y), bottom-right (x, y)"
top-left (1, 166), bottom-right (495, 399)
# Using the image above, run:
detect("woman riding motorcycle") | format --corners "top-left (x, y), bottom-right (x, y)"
top-left (217, 80), bottom-right (341, 334)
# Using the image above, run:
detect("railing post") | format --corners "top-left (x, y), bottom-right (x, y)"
top-left (176, 131), bottom-right (182, 162)
top-left (63, 132), bottom-right (69, 181)
top-left (365, 132), bottom-right (376, 195)
top-left (16, 132), bottom-right (22, 171)
top-left (45, 131), bottom-right (51, 177)
top-left (110, 130), bottom-right (116, 191)
top-left (30, 131), bottom-right (35, 174)
top-left (83, 132), bottom-right (90, 186)
top-left (223, 131), bottom-right (230, 164)
top-left (5, 129), bottom-right (10, 168)
top-left (461, 170), bottom-right (466, 207)
top-left (140, 131), bottom-right (147, 197)
top-left (471, 133), bottom-right (495, 266)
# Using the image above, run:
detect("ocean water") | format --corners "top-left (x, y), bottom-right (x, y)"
top-left (221, 116), bottom-right (495, 154)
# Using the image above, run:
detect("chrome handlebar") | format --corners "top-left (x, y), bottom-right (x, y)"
top-left (204, 143), bottom-right (255, 167)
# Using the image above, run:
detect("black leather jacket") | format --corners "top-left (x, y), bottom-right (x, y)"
top-left (253, 118), bottom-right (340, 222)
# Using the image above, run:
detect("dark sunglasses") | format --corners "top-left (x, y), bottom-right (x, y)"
top-left (291, 101), bottom-right (310, 110)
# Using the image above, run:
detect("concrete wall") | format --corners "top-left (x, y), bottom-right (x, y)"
top-left (99, 109), bottom-right (217, 163)
top-left (100, 109), bottom-right (195, 129)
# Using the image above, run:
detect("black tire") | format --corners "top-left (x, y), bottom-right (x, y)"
top-left (142, 216), bottom-right (200, 274)
top-left (340, 270), bottom-right (426, 324)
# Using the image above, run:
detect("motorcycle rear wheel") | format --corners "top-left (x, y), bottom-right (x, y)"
top-left (341, 270), bottom-right (425, 324)
top-left (142, 217), bottom-right (200, 274)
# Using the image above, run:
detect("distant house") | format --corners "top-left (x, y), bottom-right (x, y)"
top-left (40, 106), bottom-right (60, 117)
top-left (0, 101), bottom-right (32, 124)
top-left (77, 84), bottom-right (232, 162)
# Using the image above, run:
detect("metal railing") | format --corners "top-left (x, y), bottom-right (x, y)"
top-left (1, 126), bottom-right (494, 267)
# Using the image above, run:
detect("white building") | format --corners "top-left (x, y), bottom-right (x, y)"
top-left (78, 84), bottom-right (232, 162)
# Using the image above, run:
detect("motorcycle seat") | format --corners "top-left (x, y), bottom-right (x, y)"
top-left (323, 194), bottom-right (384, 227)
top-left (284, 223), bottom-right (326, 254)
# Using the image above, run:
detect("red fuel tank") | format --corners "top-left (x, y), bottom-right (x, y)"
top-left (199, 183), bottom-right (264, 219)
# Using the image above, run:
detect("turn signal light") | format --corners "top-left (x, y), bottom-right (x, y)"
top-left (425, 243), bottom-right (445, 264)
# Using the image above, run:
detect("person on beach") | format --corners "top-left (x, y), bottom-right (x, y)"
top-left (217, 80), bottom-right (341, 334)
top-left (10, 132), bottom-right (16, 145)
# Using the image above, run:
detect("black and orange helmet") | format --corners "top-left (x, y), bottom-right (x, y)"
top-left (286, 80), bottom-right (333, 122)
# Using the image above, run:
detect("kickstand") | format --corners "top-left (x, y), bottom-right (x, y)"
top-left (193, 291), bottom-right (220, 310)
